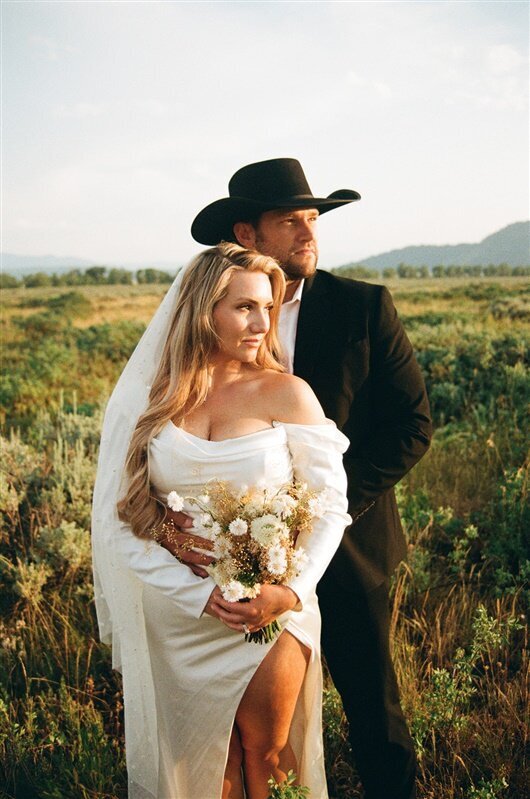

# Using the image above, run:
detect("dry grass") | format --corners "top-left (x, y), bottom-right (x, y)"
top-left (1, 276), bottom-right (528, 798)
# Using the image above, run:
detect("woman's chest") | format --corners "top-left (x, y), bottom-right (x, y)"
top-left (148, 430), bottom-right (293, 496)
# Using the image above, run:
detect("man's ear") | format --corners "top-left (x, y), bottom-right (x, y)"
top-left (233, 221), bottom-right (257, 248)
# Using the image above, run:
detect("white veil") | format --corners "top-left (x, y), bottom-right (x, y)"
top-left (91, 268), bottom-right (185, 799)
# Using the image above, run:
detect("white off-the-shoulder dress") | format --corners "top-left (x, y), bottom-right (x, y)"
top-left (112, 420), bottom-right (350, 799)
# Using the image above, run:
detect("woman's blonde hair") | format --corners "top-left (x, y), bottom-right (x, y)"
top-left (117, 242), bottom-right (286, 537)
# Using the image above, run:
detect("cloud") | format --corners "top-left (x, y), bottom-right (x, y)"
top-left (374, 81), bottom-right (392, 99)
top-left (346, 71), bottom-right (393, 100)
top-left (11, 216), bottom-right (69, 232)
top-left (29, 34), bottom-right (77, 62)
top-left (347, 70), bottom-right (366, 87)
top-left (445, 82), bottom-right (526, 113)
top-left (55, 103), bottom-right (105, 119)
top-left (439, 40), bottom-right (527, 113)
top-left (136, 99), bottom-right (172, 117)
top-left (487, 44), bottom-right (526, 76)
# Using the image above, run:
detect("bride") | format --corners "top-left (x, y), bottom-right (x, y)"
top-left (92, 243), bottom-right (351, 799)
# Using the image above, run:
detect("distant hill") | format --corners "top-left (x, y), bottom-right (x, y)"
top-left (0, 253), bottom-right (96, 275)
top-left (338, 221), bottom-right (530, 270)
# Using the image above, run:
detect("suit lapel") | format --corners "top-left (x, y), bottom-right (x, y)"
top-left (293, 271), bottom-right (331, 381)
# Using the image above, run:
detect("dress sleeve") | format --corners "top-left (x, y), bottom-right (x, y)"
top-left (113, 520), bottom-right (216, 619)
top-left (92, 397), bottom-right (215, 642)
top-left (277, 421), bottom-right (352, 609)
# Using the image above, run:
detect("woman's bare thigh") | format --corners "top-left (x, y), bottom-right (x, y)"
top-left (235, 631), bottom-right (310, 750)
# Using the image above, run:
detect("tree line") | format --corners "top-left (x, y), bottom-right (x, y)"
top-left (333, 263), bottom-right (530, 280)
top-left (0, 266), bottom-right (175, 289)
top-left (2, 262), bottom-right (529, 290)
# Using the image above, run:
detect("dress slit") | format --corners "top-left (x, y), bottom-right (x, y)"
top-left (219, 629), bottom-right (313, 798)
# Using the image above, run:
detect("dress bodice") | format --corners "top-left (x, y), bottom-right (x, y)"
top-left (149, 421), bottom-right (294, 499)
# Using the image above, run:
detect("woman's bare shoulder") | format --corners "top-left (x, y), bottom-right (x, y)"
top-left (259, 372), bottom-right (326, 425)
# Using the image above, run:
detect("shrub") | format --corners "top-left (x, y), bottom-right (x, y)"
top-left (47, 291), bottom-right (92, 319)
top-left (75, 321), bottom-right (145, 363)
top-left (0, 273), bottom-right (20, 289)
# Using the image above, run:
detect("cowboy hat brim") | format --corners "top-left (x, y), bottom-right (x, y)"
top-left (191, 190), bottom-right (361, 246)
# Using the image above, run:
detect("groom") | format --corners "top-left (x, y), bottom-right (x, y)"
top-left (169, 159), bottom-right (431, 799)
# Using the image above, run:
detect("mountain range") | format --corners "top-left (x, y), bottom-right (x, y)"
top-left (339, 221), bottom-right (529, 270)
top-left (1, 221), bottom-right (528, 276)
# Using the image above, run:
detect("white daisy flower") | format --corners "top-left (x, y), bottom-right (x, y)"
top-left (221, 580), bottom-right (246, 602)
top-left (167, 491), bottom-right (184, 512)
top-left (250, 514), bottom-right (286, 547)
top-left (229, 518), bottom-right (248, 536)
top-left (245, 492), bottom-right (266, 516)
top-left (270, 494), bottom-right (297, 519)
top-left (210, 521), bottom-right (222, 537)
top-left (292, 547), bottom-right (309, 571)
top-left (308, 494), bottom-right (326, 518)
top-left (213, 536), bottom-right (232, 559)
top-left (267, 544), bottom-right (288, 576)
top-left (191, 512), bottom-right (215, 538)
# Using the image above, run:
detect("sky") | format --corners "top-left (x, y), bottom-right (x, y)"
top-left (2, 0), bottom-right (529, 269)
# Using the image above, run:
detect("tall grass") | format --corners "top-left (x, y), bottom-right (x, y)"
top-left (1, 277), bottom-right (528, 798)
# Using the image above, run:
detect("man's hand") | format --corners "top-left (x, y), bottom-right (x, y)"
top-left (159, 509), bottom-right (214, 578)
top-left (204, 584), bottom-right (299, 632)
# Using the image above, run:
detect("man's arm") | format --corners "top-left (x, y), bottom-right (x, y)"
top-left (159, 510), bottom-right (214, 577)
top-left (345, 285), bottom-right (432, 523)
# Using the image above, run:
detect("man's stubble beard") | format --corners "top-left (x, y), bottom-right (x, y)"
top-left (254, 236), bottom-right (319, 281)
top-left (280, 254), bottom-right (318, 281)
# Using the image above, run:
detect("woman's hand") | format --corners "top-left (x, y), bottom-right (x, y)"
top-left (204, 584), bottom-right (299, 633)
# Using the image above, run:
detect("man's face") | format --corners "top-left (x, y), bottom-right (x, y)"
top-left (252, 208), bottom-right (319, 281)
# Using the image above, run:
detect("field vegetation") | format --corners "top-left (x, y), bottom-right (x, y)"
top-left (1, 276), bottom-right (528, 798)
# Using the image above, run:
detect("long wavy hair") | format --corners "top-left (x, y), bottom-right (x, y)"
top-left (117, 242), bottom-right (286, 538)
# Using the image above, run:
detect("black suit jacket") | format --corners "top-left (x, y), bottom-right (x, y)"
top-left (293, 270), bottom-right (432, 593)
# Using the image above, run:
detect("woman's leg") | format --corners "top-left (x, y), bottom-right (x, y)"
top-left (223, 724), bottom-right (244, 799)
top-left (234, 631), bottom-right (310, 799)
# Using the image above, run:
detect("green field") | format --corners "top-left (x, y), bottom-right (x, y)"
top-left (1, 278), bottom-right (528, 798)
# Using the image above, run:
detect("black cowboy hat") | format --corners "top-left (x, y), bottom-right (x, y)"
top-left (191, 158), bottom-right (361, 245)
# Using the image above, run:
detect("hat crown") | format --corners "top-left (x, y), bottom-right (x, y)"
top-left (228, 158), bottom-right (313, 202)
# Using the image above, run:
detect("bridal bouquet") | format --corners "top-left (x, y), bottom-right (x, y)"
top-left (164, 480), bottom-right (325, 643)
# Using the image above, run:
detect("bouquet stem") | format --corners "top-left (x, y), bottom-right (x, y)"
top-left (245, 620), bottom-right (282, 644)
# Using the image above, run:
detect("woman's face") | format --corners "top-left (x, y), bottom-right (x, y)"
top-left (212, 270), bottom-right (274, 363)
